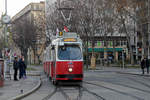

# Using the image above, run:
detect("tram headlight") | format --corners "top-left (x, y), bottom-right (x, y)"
top-left (68, 68), bottom-right (73, 72)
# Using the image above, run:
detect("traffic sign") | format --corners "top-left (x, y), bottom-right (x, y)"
top-left (2, 15), bottom-right (11, 24)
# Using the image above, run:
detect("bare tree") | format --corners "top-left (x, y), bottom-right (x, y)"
top-left (30, 12), bottom-right (46, 64)
top-left (12, 18), bottom-right (36, 64)
top-left (113, 0), bottom-right (145, 64)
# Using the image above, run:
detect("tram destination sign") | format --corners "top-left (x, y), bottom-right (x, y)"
top-left (63, 38), bottom-right (77, 42)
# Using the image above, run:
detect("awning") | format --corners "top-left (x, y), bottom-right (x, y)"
top-left (88, 48), bottom-right (123, 52)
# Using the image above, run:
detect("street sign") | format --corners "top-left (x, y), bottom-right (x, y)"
top-left (2, 15), bottom-right (11, 24)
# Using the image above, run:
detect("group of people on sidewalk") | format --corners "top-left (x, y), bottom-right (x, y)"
top-left (141, 57), bottom-right (149, 74)
top-left (13, 56), bottom-right (27, 81)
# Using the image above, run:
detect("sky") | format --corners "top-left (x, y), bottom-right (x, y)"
top-left (0, 0), bottom-right (44, 17)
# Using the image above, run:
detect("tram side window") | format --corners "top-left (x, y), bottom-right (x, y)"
top-left (58, 45), bottom-right (82, 60)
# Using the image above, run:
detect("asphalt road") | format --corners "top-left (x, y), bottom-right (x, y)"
top-left (22, 69), bottom-right (150, 100)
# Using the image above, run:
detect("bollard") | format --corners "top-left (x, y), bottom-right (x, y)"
top-left (0, 58), bottom-right (4, 87)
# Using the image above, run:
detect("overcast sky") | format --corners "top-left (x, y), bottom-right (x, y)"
top-left (0, 0), bottom-right (44, 17)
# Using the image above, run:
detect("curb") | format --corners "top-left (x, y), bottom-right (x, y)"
top-left (9, 79), bottom-right (42, 100)
top-left (117, 72), bottom-right (150, 77)
top-left (10, 73), bottom-right (41, 76)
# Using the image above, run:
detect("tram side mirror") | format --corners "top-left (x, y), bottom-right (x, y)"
top-left (51, 45), bottom-right (54, 50)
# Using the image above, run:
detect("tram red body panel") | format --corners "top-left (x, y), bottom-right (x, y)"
top-left (55, 61), bottom-right (83, 80)
top-left (50, 62), bottom-right (54, 78)
top-left (56, 61), bottom-right (83, 74)
top-left (47, 62), bottom-right (50, 76)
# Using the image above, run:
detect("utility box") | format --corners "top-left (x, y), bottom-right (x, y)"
top-left (0, 59), bottom-right (4, 87)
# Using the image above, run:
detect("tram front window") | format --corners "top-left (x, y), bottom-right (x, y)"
top-left (58, 45), bottom-right (82, 60)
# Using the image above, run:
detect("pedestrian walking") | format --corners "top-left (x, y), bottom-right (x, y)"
top-left (141, 57), bottom-right (149, 74)
top-left (13, 57), bottom-right (18, 81)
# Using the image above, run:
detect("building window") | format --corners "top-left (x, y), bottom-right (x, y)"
top-left (94, 41), bottom-right (97, 46)
top-left (109, 41), bottom-right (113, 46)
top-left (121, 41), bottom-right (123, 46)
top-left (116, 41), bottom-right (120, 46)
top-left (36, 5), bottom-right (39, 10)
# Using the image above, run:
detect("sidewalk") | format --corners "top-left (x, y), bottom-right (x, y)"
top-left (0, 65), bottom-right (42, 100)
top-left (87, 65), bottom-right (150, 77)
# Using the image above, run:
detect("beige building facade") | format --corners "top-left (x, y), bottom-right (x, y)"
top-left (12, 1), bottom-right (46, 64)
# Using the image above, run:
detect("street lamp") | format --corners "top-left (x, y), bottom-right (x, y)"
top-left (2, 0), bottom-right (10, 48)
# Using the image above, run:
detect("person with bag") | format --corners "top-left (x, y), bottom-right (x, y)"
top-left (13, 57), bottom-right (19, 81)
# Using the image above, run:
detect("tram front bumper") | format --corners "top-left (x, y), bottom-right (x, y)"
top-left (56, 74), bottom-right (83, 80)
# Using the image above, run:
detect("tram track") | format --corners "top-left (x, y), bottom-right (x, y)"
top-left (59, 86), bottom-right (71, 100)
top-left (83, 81), bottom-right (145, 100)
top-left (41, 85), bottom-right (80, 100)
top-left (42, 87), bottom-right (58, 100)
top-left (42, 78), bottom-right (149, 100)
top-left (82, 86), bottom-right (106, 100)
top-left (116, 73), bottom-right (150, 89)
top-left (124, 77), bottom-right (150, 89)
top-left (107, 82), bottom-right (150, 93)
top-left (90, 75), bottom-right (150, 94)
top-left (41, 84), bottom-right (106, 100)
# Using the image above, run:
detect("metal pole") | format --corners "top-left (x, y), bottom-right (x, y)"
top-left (4, 0), bottom-right (8, 47)
top-left (5, 0), bottom-right (7, 14)
top-left (4, 0), bottom-right (10, 80)
top-left (122, 50), bottom-right (124, 69)
top-left (148, 0), bottom-right (150, 59)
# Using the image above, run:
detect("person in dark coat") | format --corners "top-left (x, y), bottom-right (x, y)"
top-left (145, 58), bottom-right (149, 74)
top-left (18, 56), bottom-right (24, 79)
top-left (13, 57), bottom-right (19, 81)
top-left (141, 57), bottom-right (149, 74)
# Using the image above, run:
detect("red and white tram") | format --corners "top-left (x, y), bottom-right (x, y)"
top-left (43, 32), bottom-right (83, 84)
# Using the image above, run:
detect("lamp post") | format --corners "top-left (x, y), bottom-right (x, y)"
top-left (2, 0), bottom-right (10, 48)
top-left (2, 0), bottom-right (11, 80)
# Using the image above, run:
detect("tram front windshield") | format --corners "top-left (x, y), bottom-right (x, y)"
top-left (58, 45), bottom-right (82, 60)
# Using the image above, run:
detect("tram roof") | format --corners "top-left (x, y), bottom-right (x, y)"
top-left (51, 32), bottom-right (82, 45)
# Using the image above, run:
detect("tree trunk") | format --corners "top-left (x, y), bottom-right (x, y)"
top-left (113, 40), bottom-right (116, 63)
top-left (21, 49), bottom-right (28, 65)
top-left (33, 50), bottom-right (36, 64)
top-left (86, 39), bottom-right (89, 69)
top-left (121, 17), bottom-right (134, 64)
top-left (37, 55), bottom-right (41, 64)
